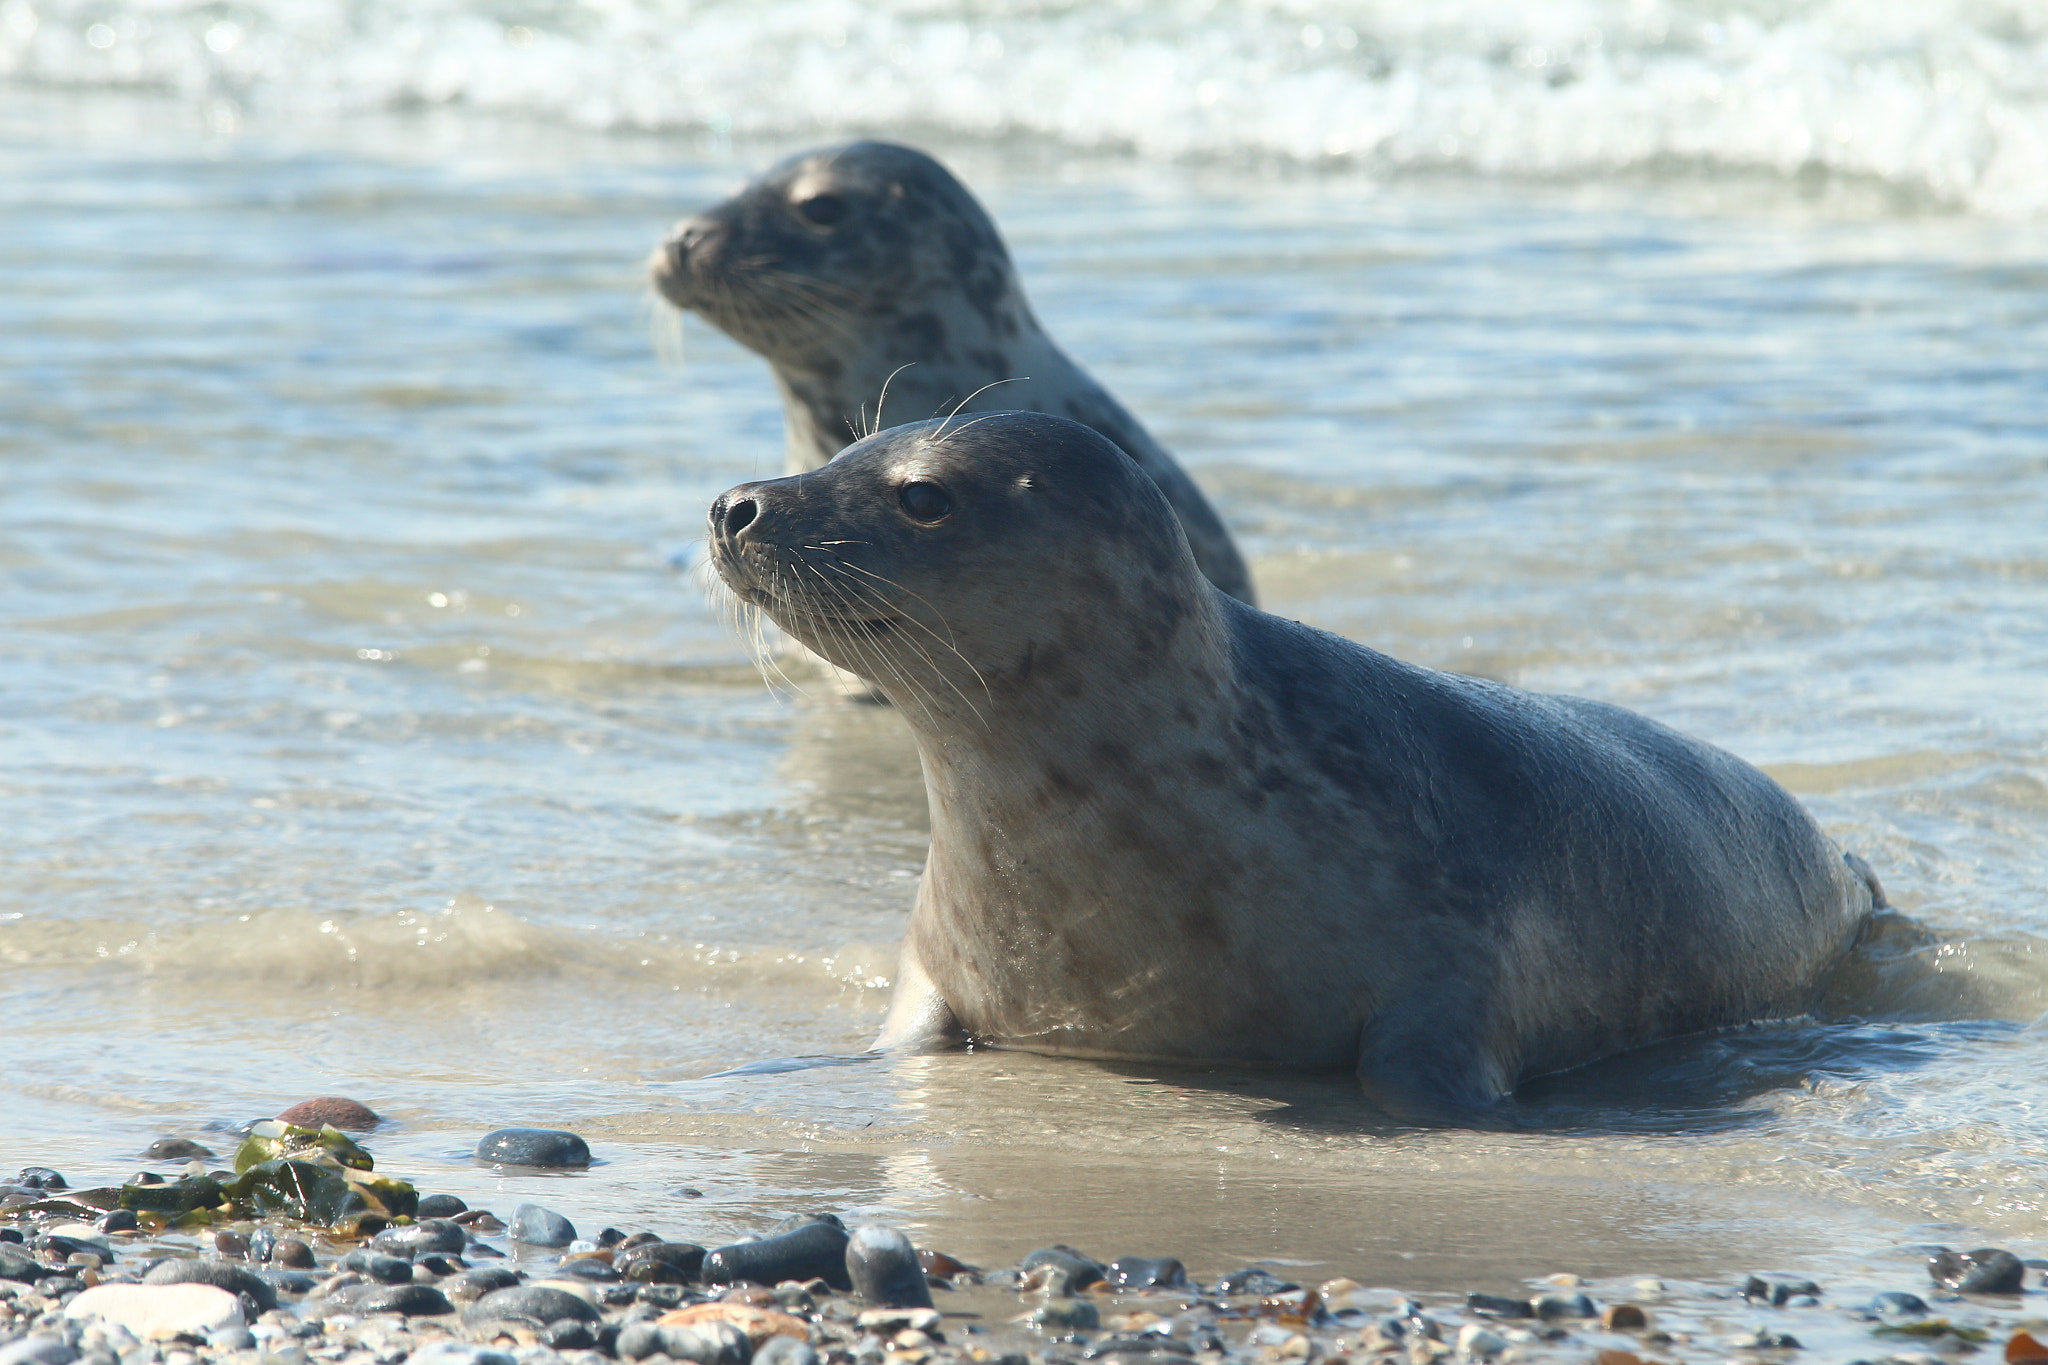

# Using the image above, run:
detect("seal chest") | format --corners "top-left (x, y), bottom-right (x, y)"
top-left (653, 139), bottom-right (1255, 607)
top-left (706, 411), bottom-right (1882, 1118)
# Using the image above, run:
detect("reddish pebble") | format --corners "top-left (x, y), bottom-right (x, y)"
top-left (276, 1097), bottom-right (381, 1130)
top-left (1601, 1304), bottom-right (1647, 1331)
top-left (917, 1249), bottom-right (967, 1278)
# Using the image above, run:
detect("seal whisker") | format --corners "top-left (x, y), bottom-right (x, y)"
top-left (931, 376), bottom-right (1030, 441)
top-left (823, 560), bottom-right (996, 711)
top-left (814, 562), bottom-right (990, 727)
top-left (865, 363), bottom-right (916, 441)
top-left (798, 560), bottom-right (946, 726)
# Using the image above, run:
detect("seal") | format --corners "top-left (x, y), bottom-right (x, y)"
top-left (652, 139), bottom-right (1256, 606)
top-left (705, 411), bottom-right (1884, 1118)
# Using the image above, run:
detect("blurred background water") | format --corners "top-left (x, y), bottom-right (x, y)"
top-left (3, 0), bottom-right (2047, 1294)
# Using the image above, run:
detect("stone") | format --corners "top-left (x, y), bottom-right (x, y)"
top-left (752, 1339), bottom-right (818, 1365)
top-left (462, 1285), bottom-right (603, 1327)
top-left (417, 1195), bottom-right (469, 1219)
top-left (1600, 1304), bottom-right (1647, 1330)
top-left (615, 1322), bottom-right (667, 1361)
top-left (1215, 1269), bottom-right (1297, 1297)
top-left (1027, 1299), bottom-right (1100, 1331)
top-left (373, 1220), bottom-right (467, 1257)
top-left (15, 1168), bottom-right (67, 1191)
top-left (0, 1336), bottom-right (76, 1365)
top-left (1105, 1258), bottom-right (1189, 1293)
top-left (94, 1213), bottom-right (137, 1236)
top-left (1019, 1246), bottom-right (1105, 1297)
top-left (339, 1251), bottom-right (414, 1284)
top-left (703, 1222), bottom-right (851, 1292)
top-left (1534, 1292), bottom-right (1596, 1320)
top-left (274, 1098), bottom-right (381, 1131)
top-left (1928, 1247), bottom-right (2025, 1294)
top-left (141, 1140), bottom-right (213, 1162)
top-left (140, 1259), bottom-right (277, 1312)
top-left (510, 1205), bottom-right (578, 1248)
top-left (443, 1269), bottom-right (522, 1303)
top-left (408, 1345), bottom-right (517, 1365)
top-left (1868, 1291), bottom-right (1928, 1318)
top-left (845, 1226), bottom-right (931, 1309)
top-left (1465, 1293), bottom-right (1533, 1319)
top-left (206, 1328), bottom-right (256, 1352)
top-left (65, 1284), bottom-right (244, 1338)
top-left (0, 1245), bottom-right (52, 1283)
top-left (656, 1320), bottom-right (753, 1365)
top-left (1455, 1326), bottom-right (1507, 1359)
top-left (474, 1129), bottom-right (590, 1169)
top-left (620, 1242), bottom-right (706, 1285)
top-left (659, 1302), bottom-right (810, 1348)
top-left (541, 1321), bottom-right (597, 1351)
top-left (270, 1240), bottom-right (315, 1270)
top-left (322, 1282), bottom-right (455, 1316)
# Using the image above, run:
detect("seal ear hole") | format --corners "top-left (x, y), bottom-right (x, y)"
top-left (898, 480), bottom-right (951, 524)
top-left (796, 193), bottom-right (850, 227)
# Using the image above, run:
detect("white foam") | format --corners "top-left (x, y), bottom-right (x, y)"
top-left (4, 0), bottom-right (2046, 214)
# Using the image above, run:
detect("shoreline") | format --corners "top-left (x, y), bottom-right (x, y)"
top-left (6, 1115), bottom-right (2045, 1365)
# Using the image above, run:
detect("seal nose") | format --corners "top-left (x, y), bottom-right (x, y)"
top-left (717, 494), bottom-right (758, 538)
top-left (669, 216), bottom-right (716, 266)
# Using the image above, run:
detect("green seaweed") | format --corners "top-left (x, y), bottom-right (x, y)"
top-left (118, 1174), bottom-right (226, 1215)
top-left (220, 1158), bottom-right (416, 1225)
top-left (233, 1121), bottom-right (373, 1173)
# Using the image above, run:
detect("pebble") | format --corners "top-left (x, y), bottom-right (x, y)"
top-left (320, 1282), bottom-right (456, 1316)
top-left (443, 1269), bottom-right (523, 1304)
top-left (619, 1242), bottom-right (706, 1285)
top-left (373, 1220), bottom-right (467, 1257)
top-left (509, 1206), bottom-right (578, 1249)
top-left (141, 1140), bottom-right (213, 1162)
top-left (418, 1195), bottom-right (470, 1219)
top-left (845, 1225), bottom-right (931, 1309)
top-left (1026, 1299), bottom-right (1100, 1331)
top-left (1214, 1269), bottom-right (1295, 1297)
top-left (655, 1319), bottom-right (751, 1365)
top-left (63, 1285), bottom-right (243, 1338)
top-left (1868, 1290), bottom-right (1929, 1318)
top-left (1103, 1259), bottom-right (1188, 1293)
top-left (1599, 1304), bottom-right (1647, 1330)
top-left (474, 1129), bottom-right (590, 1169)
top-left (1455, 1325), bottom-right (1507, 1359)
top-left (1019, 1247), bottom-right (1104, 1297)
top-left (409, 1345), bottom-right (517, 1365)
top-left (1927, 1246), bottom-right (2026, 1294)
top-left (139, 1259), bottom-right (278, 1313)
top-left (270, 1239), bottom-right (316, 1270)
top-left (1464, 1293), bottom-right (1533, 1319)
top-left (274, 1098), bottom-right (381, 1131)
top-left (0, 1336), bottom-right (75, 1365)
top-left (337, 1252), bottom-right (415, 1285)
top-left (659, 1302), bottom-right (811, 1348)
top-left (702, 1222), bottom-right (851, 1292)
top-left (462, 1285), bottom-right (603, 1327)
top-left (753, 1338), bottom-right (819, 1365)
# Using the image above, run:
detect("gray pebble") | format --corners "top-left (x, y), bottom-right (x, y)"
top-left (658, 1321), bottom-right (751, 1365)
top-left (751, 1340), bottom-right (817, 1365)
top-left (205, 1330), bottom-right (256, 1353)
top-left (444, 1268), bottom-right (523, 1304)
top-left (0, 1336), bottom-right (77, 1365)
top-left (462, 1285), bottom-right (602, 1327)
top-left (510, 1205), bottom-right (578, 1249)
top-left (140, 1259), bottom-right (278, 1313)
top-left (475, 1129), bottom-right (591, 1169)
top-left (417, 1195), bottom-right (469, 1219)
top-left (409, 1345), bottom-right (517, 1365)
top-left (614, 1323), bottom-right (665, 1362)
top-left (374, 1220), bottom-right (466, 1257)
top-left (845, 1225), bottom-right (930, 1309)
top-left (141, 1140), bottom-right (213, 1162)
top-left (323, 1282), bottom-right (455, 1316)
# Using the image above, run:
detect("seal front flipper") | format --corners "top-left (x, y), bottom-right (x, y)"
top-left (875, 943), bottom-right (965, 1052)
top-left (1354, 998), bottom-right (1513, 1124)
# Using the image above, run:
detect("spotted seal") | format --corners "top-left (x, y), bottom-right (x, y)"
top-left (705, 411), bottom-right (1883, 1117)
top-left (652, 139), bottom-right (1255, 606)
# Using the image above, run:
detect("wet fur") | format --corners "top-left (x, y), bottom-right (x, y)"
top-left (706, 412), bottom-right (1881, 1119)
top-left (653, 139), bottom-right (1256, 606)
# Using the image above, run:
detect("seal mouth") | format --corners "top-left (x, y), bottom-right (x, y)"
top-left (718, 558), bottom-right (902, 634)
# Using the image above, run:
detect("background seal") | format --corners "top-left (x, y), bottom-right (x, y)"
top-left (705, 410), bottom-right (1885, 1119)
top-left (652, 139), bottom-right (1256, 606)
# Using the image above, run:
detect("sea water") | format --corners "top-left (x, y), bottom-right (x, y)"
top-left (2, 0), bottom-right (2046, 1293)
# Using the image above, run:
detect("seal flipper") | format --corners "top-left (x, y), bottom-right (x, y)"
top-left (1354, 1001), bottom-right (1512, 1123)
top-left (1844, 850), bottom-right (1888, 911)
top-left (875, 943), bottom-right (966, 1052)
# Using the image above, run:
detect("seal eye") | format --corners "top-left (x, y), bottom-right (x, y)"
top-left (898, 480), bottom-right (951, 524)
top-left (796, 193), bottom-right (849, 228)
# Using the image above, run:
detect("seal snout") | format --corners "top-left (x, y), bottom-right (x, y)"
top-left (720, 495), bottom-right (758, 537)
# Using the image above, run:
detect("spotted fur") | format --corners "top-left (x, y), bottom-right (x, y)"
top-left (705, 412), bottom-right (1881, 1120)
top-left (653, 140), bottom-right (1256, 606)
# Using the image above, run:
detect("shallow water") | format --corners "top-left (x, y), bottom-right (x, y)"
top-left (3, 77), bottom-right (2047, 1294)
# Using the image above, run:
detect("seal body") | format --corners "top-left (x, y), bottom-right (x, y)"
top-left (705, 412), bottom-right (1880, 1116)
top-left (653, 139), bottom-right (1255, 606)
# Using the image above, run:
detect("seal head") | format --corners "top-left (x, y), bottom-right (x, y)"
top-left (660, 140), bottom-right (1255, 606)
top-left (708, 412), bottom-right (1880, 1119)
